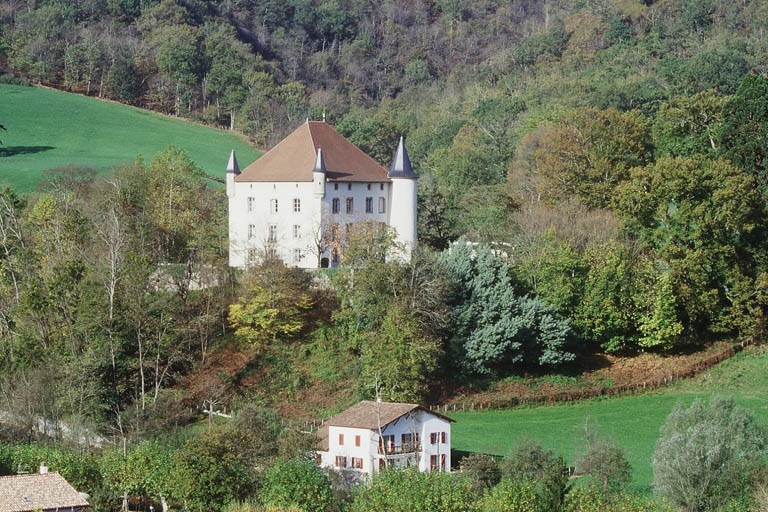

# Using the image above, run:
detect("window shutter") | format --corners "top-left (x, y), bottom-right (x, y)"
top-left (339, 434), bottom-right (344, 446)
top-left (441, 432), bottom-right (446, 443)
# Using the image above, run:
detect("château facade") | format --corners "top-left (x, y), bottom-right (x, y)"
top-left (226, 121), bottom-right (417, 268)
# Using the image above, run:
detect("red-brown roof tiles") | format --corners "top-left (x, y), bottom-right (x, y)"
top-left (0, 472), bottom-right (89, 512)
top-left (236, 122), bottom-right (389, 183)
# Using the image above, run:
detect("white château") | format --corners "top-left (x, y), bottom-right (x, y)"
top-left (226, 120), bottom-right (417, 268)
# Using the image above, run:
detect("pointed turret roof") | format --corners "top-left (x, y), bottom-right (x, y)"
top-left (236, 121), bottom-right (389, 183)
top-left (226, 150), bottom-right (240, 175)
top-left (313, 147), bottom-right (327, 173)
top-left (387, 136), bottom-right (416, 179)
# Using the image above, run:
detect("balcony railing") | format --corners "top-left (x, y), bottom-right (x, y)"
top-left (378, 443), bottom-right (420, 455)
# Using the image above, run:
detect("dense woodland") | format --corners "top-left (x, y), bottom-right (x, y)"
top-left (4, 0), bottom-right (768, 510)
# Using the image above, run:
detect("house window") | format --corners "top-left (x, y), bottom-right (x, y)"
top-left (351, 457), bottom-right (363, 469)
top-left (335, 456), bottom-right (347, 468)
top-left (379, 197), bottom-right (386, 213)
top-left (401, 433), bottom-right (413, 446)
top-left (247, 249), bottom-right (257, 262)
top-left (268, 224), bottom-right (277, 242)
top-left (430, 455), bottom-right (438, 471)
top-left (367, 183), bottom-right (371, 190)
top-left (355, 435), bottom-right (361, 447)
top-left (430, 433), bottom-right (438, 445)
top-left (332, 198), bottom-right (340, 214)
top-left (346, 197), bottom-right (353, 214)
top-left (270, 198), bottom-right (278, 213)
top-left (430, 455), bottom-right (446, 472)
top-left (441, 432), bottom-right (446, 444)
top-left (247, 197), bottom-right (255, 212)
top-left (339, 434), bottom-right (344, 446)
top-left (315, 453), bottom-right (322, 465)
top-left (365, 197), bottom-right (373, 213)
top-left (293, 225), bottom-right (301, 239)
top-left (248, 224), bottom-right (256, 239)
top-left (379, 435), bottom-right (395, 452)
top-left (293, 198), bottom-right (301, 212)
top-left (347, 183), bottom-right (352, 191)
top-left (265, 247), bottom-right (277, 259)
top-left (345, 223), bottom-right (353, 235)
top-left (334, 183), bottom-right (339, 190)
top-left (293, 249), bottom-right (302, 262)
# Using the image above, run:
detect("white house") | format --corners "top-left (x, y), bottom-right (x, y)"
top-left (226, 120), bottom-right (417, 268)
top-left (315, 401), bottom-right (454, 478)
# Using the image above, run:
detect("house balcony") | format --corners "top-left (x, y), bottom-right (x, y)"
top-left (378, 443), bottom-right (420, 456)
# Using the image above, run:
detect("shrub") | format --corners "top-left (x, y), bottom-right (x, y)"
top-left (502, 440), bottom-right (570, 510)
top-left (566, 486), bottom-right (674, 512)
top-left (460, 453), bottom-right (501, 491)
top-left (652, 397), bottom-right (768, 512)
top-left (480, 479), bottom-right (544, 512)
top-left (574, 437), bottom-right (631, 495)
top-left (352, 468), bottom-right (477, 512)
top-left (259, 459), bottom-right (334, 512)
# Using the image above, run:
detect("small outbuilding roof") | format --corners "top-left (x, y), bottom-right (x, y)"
top-left (236, 121), bottom-right (389, 183)
top-left (0, 472), bottom-right (90, 512)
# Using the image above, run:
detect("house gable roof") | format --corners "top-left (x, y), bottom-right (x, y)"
top-left (236, 121), bottom-right (389, 183)
top-left (316, 401), bottom-right (454, 451)
top-left (0, 472), bottom-right (89, 512)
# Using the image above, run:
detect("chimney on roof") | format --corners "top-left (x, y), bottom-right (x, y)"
top-left (40, 462), bottom-right (48, 474)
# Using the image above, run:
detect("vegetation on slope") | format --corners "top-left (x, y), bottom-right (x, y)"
top-left (0, 84), bottom-right (261, 192)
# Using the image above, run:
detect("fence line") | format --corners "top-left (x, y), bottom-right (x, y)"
top-left (428, 339), bottom-right (757, 414)
top-left (294, 340), bottom-right (757, 427)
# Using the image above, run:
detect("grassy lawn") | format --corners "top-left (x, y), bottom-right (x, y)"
top-left (0, 85), bottom-right (261, 192)
top-left (449, 344), bottom-right (768, 492)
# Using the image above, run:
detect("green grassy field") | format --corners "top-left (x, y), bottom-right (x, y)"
top-left (450, 345), bottom-right (768, 492)
top-left (0, 85), bottom-right (261, 192)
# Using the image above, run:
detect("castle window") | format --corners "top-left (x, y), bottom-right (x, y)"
top-left (365, 197), bottom-right (373, 214)
top-left (346, 197), bottom-right (353, 214)
top-left (379, 197), bottom-right (386, 213)
top-left (293, 198), bottom-right (301, 213)
top-left (293, 225), bottom-right (301, 239)
top-left (268, 224), bottom-right (277, 242)
top-left (332, 198), bottom-right (340, 214)
top-left (247, 197), bottom-right (255, 212)
top-left (248, 224), bottom-right (256, 239)
top-left (293, 249), bottom-right (302, 262)
top-left (347, 183), bottom-right (352, 191)
top-left (270, 199), bottom-right (278, 213)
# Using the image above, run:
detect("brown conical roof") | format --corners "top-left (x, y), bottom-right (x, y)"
top-left (236, 121), bottom-right (389, 183)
